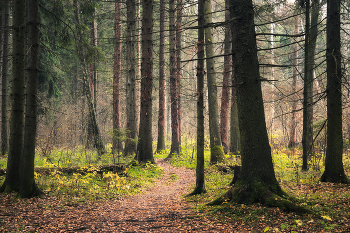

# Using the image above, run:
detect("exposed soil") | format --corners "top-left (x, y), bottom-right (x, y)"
top-left (0, 159), bottom-right (246, 232)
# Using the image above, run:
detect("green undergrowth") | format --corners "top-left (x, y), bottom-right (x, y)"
top-left (181, 147), bottom-right (350, 232)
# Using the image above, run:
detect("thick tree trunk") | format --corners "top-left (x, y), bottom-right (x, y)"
top-left (321, 0), bottom-right (348, 184)
top-left (157, 0), bottom-right (166, 153)
top-left (204, 0), bottom-right (225, 164)
top-left (1, 0), bottom-right (26, 193)
top-left (189, 0), bottom-right (206, 195)
top-left (210, 0), bottom-right (310, 213)
top-left (113, 0), bottom-right (122, 152)
top-left (137, 0), bottom-right (154, 163)
top-left (230, 88), bottom-right (239, 154)
top-left (168, 0), bottom-right (180, 156)
top-left (1, 0), bottom-right (9, 156)
top-left (19, 0), bottom-right (43, 197)
top-left (124, 0), bottom-right (138, 155)
top-left (220, 0), bottom-right (231, 154)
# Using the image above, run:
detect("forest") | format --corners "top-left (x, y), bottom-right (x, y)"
top-left (1, 0), bottom-right (350, 231)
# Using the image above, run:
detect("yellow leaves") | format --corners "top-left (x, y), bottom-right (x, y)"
top-left (295, 219), bottom-right (303, 226)
top-left (321, 215), bottom-right (332, 221)
top-left (263, 227), bottom-right (270, 232)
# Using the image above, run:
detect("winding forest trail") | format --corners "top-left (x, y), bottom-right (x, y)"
top-left (1, 159), bottom-right (243, 232)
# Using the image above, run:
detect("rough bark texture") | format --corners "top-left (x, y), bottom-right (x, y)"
top-left (168, 0), bottom-right (180, 157)
top-left (321, 0), bottom-right (348, 184)
top-left (137, 0), bottom-right (154, 163)
top-left (230, 90), bottom-right (239, 154)
top-left (19, 0), bottom-right (43, 197)
top-left (220, 0), bottom-right (231, 154)
top-left (176, 0), bottom-right (182, 148)
top-left (113, 0), bottom-right (122, 152)
top-left (209, 0), bottom-right (309, 213)
top-left (0, 0), bottom-right (26, 193)
top-left (124, 0), bottom-right (138, 155)
top-left (189, 0), bottom-right (206, 195)
top-left (204, 0), bottom-right (225, 164)
top-left (1, 1), bottom-right (9, 156)
top-left (156, 0), bottom-right (166, 153)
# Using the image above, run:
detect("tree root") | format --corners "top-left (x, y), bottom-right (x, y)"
top-left (208, 182), bottom-right (312, 214)
top-left (187, 186), bottom-right (206, 197)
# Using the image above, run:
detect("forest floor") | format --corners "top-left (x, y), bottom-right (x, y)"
top-left (1, 159), bottom-right (248, 232)
top-left (1, 158), bottom-right (350, 232)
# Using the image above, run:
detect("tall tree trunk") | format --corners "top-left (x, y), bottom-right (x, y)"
top-left (321, 0), bottom-right (348, 184)
top-left (302, 0), bottom-right (312, 171)
top-left (189, 0), bottom-right (206, 195)
top-left (220, 0), bottom-right (231, 154)
top-left (113, 0), bottom-right (122, 152)
top-left (73, 0), bottom-right (105, 156)
top-left (124, 0), bottom-right (138, 155)
top-left (0, 0), bottom-right (26, 193)
top-left (211, 0), bottom-right (305, 212)
top-left (204, 0), bottom-right (225, 164)
top-left (137, 0), bottom-right (154, 163)
top-left (168, 0), bottom-right (180, 156)
top-left (19, 0), bottom-right (43, 197)
top-left (1, 0), bottom-right (9, 156)
top-left (157, 0), bottom-right (166, 152)
top-left (176, 0), bottom-right (182, 148)
top-left (230, 86), bottom-right (239, 154)
top-left (288, 8), bottom-right (299, 148)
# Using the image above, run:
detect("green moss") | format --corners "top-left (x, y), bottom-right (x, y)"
top-left (211, 145), bottom-right (225, 164)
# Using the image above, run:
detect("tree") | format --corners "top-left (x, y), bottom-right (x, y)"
top-left (320, 0), bottom-right (348, 184)
top-left (73, 0), bottom-right (105, 156)
top-left (124, 0), bottom-right (138, 155)
top-left (211, 0), bottom-right (305, 212)
top-left (113, 0), bottom-right (122, 152)
top-left (189, 0), bottom-right (206, 195)
top-left (1, 0), bottom-right (9, 156)
top-left (137, 0), bottom-right (154, 163)
top-left (0, 0), bottom-right (26, 193)
top-left (19, 0), bottom-right (43, 197)
top-left (220, 0), bottom-right (231, 154)
top-left (168, 0), bottom-right (180, 156)
top-left (156, 0), bottom-right (166, 152)
top-left (204, 0), bottom-right (225, 164)
top-left (176, 0), bottom-right (182, 148)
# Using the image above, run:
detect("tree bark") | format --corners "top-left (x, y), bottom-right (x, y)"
top-left (19, 0), bottom-right (43, 197)
top-left (124, 0), bottom-right (138, 155)
top-left (321, 0), bottom-right (348, 184)
top-left (210, 0), bottom-right (308, 213)
top-left (168, 0), bottom-right (180, 156)
top-left (204, 0), bottom-right (225, 164)
top-left (220, 0), bottom-right (231, 154)
top-left (137, 0), bottom-right (154, 163)
top-left (1, 0), bottom-right (26, 193)
top-left (113, 0), bottom-right (122, 152)
top-left (156, 0), bottom-right (166, 153)
top-left (189, 0), bottom-right (206, 195)
top-left (176, 0), bottom-right (182, 149)
top-left (1, 0), bottom-right (9, 156)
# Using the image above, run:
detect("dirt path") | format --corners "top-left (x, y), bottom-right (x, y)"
top-left (1, 160), bottom-right (242, 232)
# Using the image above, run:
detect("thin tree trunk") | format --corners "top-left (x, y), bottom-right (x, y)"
top-left (176, 0), bottom-right (182, 148)
top-left (302, 0), bottom-right (312, 171)
top-left (73, 0), bottom-right (105, 156)
top-left (137, 0), bottom-right (154, 163)
top-left (0, 0), bottom-right (26, 193)
top-left (321, 0), bottom-right (348, 183)
top-left (157, 0), bottom-right (166, 152)
top-left (230, 87), bottom-right (239, 154)
top-left (19, 0), bottom-right (43, 197)
top-left (168, 0), bottom-right (180, 156)
top-left (189, 0), bottom-right (206, 195)
top-left (204, 0), bottom-right (225, 164)
top-left (220, 0), bottom-right (231, 154)
top-left (113, 0), bottom-right (122, 152)
top-left (288, 8), bottom-right (299, 148)
top-left (125, 0), bottom-right (138, 155)
top-left (1, 0), bottom-right (9, 156)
